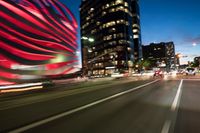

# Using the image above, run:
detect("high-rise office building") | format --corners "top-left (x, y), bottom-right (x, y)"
top-left (131, 0), bottom-right (142, 61)
top-left (80, 0), bottom-right (142, 76)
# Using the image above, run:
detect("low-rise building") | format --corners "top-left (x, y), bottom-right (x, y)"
top-left (142, 42), bottom-right (175, 71)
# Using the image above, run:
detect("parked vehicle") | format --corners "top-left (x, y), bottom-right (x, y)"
top-left (185, 67), bottom-right (196, 75)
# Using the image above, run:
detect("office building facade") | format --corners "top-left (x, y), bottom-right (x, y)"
top-left (142, 42), bottom-right (175, 71)
top-left (80, 0), bottom-right (142, 76)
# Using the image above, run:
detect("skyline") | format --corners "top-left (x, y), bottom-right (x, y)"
top-left (62, 0), bottom-right (200, 64)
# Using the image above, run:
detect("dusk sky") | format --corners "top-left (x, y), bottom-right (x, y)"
top-left (62, 0), bottom-right (200, 64)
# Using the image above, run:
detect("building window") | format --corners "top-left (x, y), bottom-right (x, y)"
top-left (133, 35), bottom-right (139, 39)
top-left (109, 8), bottom-right (115, 13)
top-left (119, 40), bottom-right (127, 44)
top-left (90, 8), bottom-right (94, 11)
top-left (133, 29), bottom-right (138, 33)
top-left (91, 29), bottom-right (97, 34)
top-left (116, 6), bottom-right (124, 12)
top-left (105, 4), bottom-right (110, 8)
top-left (102, 11), bottom-right (107, 16)
top-left (96, 21), bottom-right (100, 25)
top-left (124, 2), bottom-right (128, 7)
top-left (133, 24), bottom-right (140, 28)
top-left (116, 0), bottom-right (123, 5)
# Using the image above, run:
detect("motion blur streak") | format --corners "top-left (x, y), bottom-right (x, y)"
top-left (0, 82), bottom-right (43, 90)
top-left (0, 86), bottom-right (43, 94)
top-left (0, 0), bottom-right (79, 85)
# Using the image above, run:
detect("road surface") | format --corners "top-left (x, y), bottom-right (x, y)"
top-left (0, 78), bottom-right (200, 133)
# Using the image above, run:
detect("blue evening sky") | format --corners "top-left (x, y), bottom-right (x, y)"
top-left (61, 0), bottom-right (200, 64)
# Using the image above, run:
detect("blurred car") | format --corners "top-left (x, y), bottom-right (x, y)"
top-left (176, 69), bottom-right (185, 75)
top-left (142, 70), bottom-right (154, 76)
top-left (153, 70), bottom-right (164, 78)
top-left (185, 67), bottom-right (196, 75)
top-left (111, 72), bottom-right (124, 78)
top-left (42, 80), bottom-right (54, 87)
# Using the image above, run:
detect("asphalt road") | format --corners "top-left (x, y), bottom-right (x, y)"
top-left (174, 80), bottom-right (200, 133)
top-left (0, 78), bottom-right (199, 133)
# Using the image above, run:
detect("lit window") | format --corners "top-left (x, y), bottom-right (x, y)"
top-left (106, 4), bottom-right (109, 8)
top-left (127, 47), bottom-right (131, 51)
top-left (124, 2), bottom-right (128, 7)
top-left (133, 29), bottom-right (138, 33)
top-left (112, 28), bottom-right (116, 31)
top-left (102, 11), bottom-right (107, 16)
top-left (90, 8), bottom-right (94, 11)
top-left (109, 8), bottom-right (115, 12)
top-left (91, 29), bottom-right (97, 34)
top-left (116, 0), bottom-right (123, 4)
top-left (125, 9), bottom-right (128, 13)
top-left (133, 24), bottom-right (139, 28)
top-left (133, 35), bottom-right (139, 39)
top-left (116, 6), bottom-right (124, 12)
top-left (86, 16), bottom-right (90, 20)
top-left (96, 21), bottom-right (100, 25)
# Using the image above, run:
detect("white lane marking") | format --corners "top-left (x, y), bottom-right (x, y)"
top-left (171, 79), bottom-right (183, 111)
top-left (161, 79), bottom-right (183, 133)
top-left (161, 120), bottom-right (171, 133)
top-left (9, 80), bottom-right (159, 133)
top-left (183, 78), bottom-right (200, 81)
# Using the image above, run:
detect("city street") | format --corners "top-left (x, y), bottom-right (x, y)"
top-left (0, 77), bottom-right (200, 133)
top-left (0, 0), bottom-right (200, 133)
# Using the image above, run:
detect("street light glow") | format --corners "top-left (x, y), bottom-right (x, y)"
top-left (192, 42), bottom-right (197, 46)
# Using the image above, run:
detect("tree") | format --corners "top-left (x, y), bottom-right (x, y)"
top-left (191, 61), bottom-right (199, 67)
top-left (134, 59), bottom-right (154, 70)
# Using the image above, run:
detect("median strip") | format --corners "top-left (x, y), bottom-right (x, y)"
top-left (9, 80), bottom-right (159, 133)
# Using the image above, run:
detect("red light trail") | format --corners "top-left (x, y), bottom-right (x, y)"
top-left (0, 0), bottom-right (79, 85)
